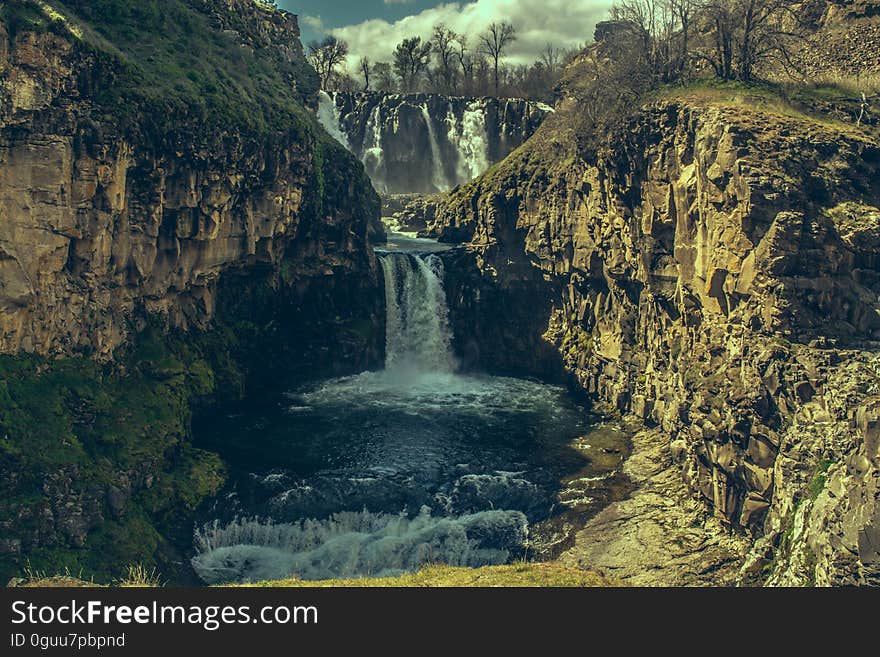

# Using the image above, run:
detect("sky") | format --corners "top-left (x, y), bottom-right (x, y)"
top-left (277, 0), bottom-right (614, 75)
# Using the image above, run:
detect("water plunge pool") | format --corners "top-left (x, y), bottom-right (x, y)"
top-left (192, 233), bottom-right (628, 584)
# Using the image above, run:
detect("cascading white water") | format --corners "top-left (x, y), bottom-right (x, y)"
top-left (361, 103), bottom-right (387, 192)
top-left (316, 90), bottom-right (351, 151)
top-left (191, 507), bottom-right (527, 583)
top-left (379, 252), bottom-right (456, 374)
top-left (446, 100), bottom-right (490, 184)
top-left (420, 103), bottom-right (450, 192)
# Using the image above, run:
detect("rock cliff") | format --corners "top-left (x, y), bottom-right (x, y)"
top-left (0, 0), bottom-right (378, 360)
top-left (424, 84), bottom-right (880, 584)
top-left (0, 0), bottom-right (382, 582)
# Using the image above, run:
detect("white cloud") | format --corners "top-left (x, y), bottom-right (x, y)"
top-left (384, 0), bottom-right (414, 4)
top-left (331, 0), bottom-right (613, 74)
top-left (301, 14), bottom-right (326, 33)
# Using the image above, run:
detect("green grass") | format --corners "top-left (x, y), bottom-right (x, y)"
top-left (2, 0), bottom-right (319, 139)
top-left (227, 562), bottom-right (618, 587)
top-left (807, 459), bottom-right (834, 501)
top-left (234, 561), bottom-right (618, 588)
top-left (657, 78), bottom-right (877, 138)
top-left (13, 562), bottom-right (619, 587)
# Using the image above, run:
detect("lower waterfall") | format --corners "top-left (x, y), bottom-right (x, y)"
top-left (380, 253), bottom-right (455, 374)
top-left (192, 238), bottom-right (627, 584)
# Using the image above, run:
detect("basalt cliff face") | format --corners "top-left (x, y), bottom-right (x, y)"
top-left (424, 89), bottom-right (880, 584)
top-left (0, 2), bottom-right (378, 361)
top-left (0, 0), bottom-right (382, 582)
top-left (319, 91), bottom-right (552, 195)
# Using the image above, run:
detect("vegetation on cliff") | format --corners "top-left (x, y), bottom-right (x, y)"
top-left (2, 0), bottom-right (319, 137)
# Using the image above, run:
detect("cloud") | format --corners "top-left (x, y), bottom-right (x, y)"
top-left (301, 15), bottom-right (326, 33)
top-left (384, 0), bottom-right (414, 4)
top-left (331, 0), bottom-right (613, 74)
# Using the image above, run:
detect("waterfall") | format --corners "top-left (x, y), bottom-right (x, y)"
top-left (362, 103), bottom-right (387, 193)
top-left (316, 90), bottom-right (351, 150)
top-left (420, 103), bottom-right (449, 192)
top-left (447, 100), bottom-right (490, 184)
top-left (379, 252), bottom-right (455, 374)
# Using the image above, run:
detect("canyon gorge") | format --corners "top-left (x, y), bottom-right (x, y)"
top-left (1, 0), bottom-right (879, 587)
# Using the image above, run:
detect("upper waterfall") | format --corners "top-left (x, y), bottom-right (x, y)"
top-left (316, 92), bottom-right (552, 195)
top-left (316, 90), bottom-right (351, 150)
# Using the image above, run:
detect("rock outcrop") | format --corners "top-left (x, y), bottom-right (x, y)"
top-left (425, 87), bottom-right (880, 584)
top-left (795, 0), bottom-right (880, 78)
top-left (0, 1), bottom-right (378, 361)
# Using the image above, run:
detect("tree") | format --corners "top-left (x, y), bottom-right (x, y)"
top-left (372, 62), bottom-right (397, 93)
top-left (393, 36), bottom-right (433, 92)
top-left (670, 0), bottom-right (696, 77)
top-left (454, 36), bottom-right (475, 95)
top-left (478, 22), bottom-right (517, 96)
top-left (698, 0), bottom-right (806, 82)
top-left (360, 56), bottom-right (371, 91)
top-left (608, 0), bottom-right (677, 83)
top-left (307, 36), bottom-right (349, 90)
top-left (431, 24), bottom-right (460, 94)
top-left (540, 44), bottom-right (562, 77)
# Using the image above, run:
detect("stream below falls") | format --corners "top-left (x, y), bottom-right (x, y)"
top-left (191, 229), bottom-right (630, 584)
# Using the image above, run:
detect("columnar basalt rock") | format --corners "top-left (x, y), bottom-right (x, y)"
top-left (427, 96), bottom-right (880, 584)
top-left (0, 5), bottom-right (379, 361)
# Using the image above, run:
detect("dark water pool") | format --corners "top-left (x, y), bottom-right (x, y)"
top-left (191, 368), bottom-right (629, 584)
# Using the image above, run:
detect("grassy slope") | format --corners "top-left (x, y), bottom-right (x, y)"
top-left (16, 562), bottom-right (618, 587)
top-left (238, 563), bottom-right (618, 587)
top-left (2, 0), bottom-right (319, 137)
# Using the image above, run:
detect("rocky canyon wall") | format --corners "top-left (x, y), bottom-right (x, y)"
top-left (0, 0), bottom-right (383, 582)
top-left (426, 94), bottom-right (880, 585)
top-left (0, 3), bottom-right (379, 362)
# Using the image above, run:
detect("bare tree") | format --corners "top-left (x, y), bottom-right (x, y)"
top-left (609, 0), bottom-right (677, 82)
top-left (360, 56), bottom-right (371, 91)
top-left (697, 0), bottom-right (807, 82)
top-left (478, 22), bottom-right (517, 96)
top-left (393, 36), bottom-right (432, 92)
top-left (372, 61), bottom-right (397, 93)
top-left (540, 44), bottom-right (562, 77)
top-left (431, 24), bottom-right (460, 94)
top-left (734, 0), bottom-right (806, 81)
top-left (454, 36), bottom-right (476, 95)
top-left (307, 36), bottom-right (349, 90)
